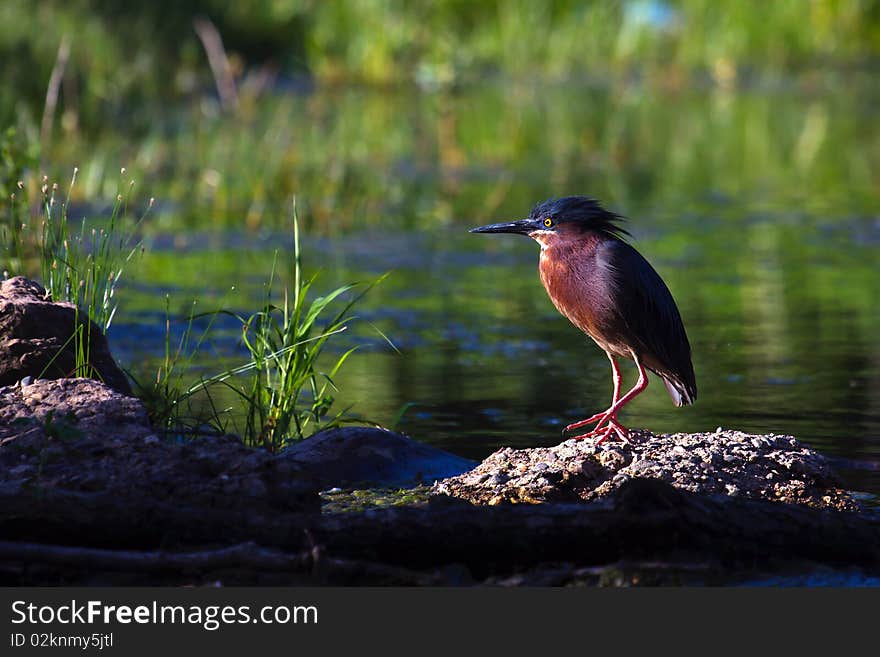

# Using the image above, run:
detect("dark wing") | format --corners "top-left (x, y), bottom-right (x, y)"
top-left (598, 240), bottom-right (697, 406)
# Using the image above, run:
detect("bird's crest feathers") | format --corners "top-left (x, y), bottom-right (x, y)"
top-left (529, 196), bottom-right (631, 241)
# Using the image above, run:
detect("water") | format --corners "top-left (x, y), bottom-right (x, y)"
top-left (95, 78), bottom-right (878, 498)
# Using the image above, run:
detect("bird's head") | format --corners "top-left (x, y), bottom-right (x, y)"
top-left (469, 196), bottom-right (629, 247)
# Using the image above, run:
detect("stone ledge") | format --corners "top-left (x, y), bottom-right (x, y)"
top-left (433, 428), bottom-right (858, 511)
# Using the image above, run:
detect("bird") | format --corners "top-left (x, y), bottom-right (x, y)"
top-left (469, 196), bottom-right (696, 443)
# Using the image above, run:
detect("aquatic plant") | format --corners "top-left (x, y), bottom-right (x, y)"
top-left (209, 207), bottom-right (389, 450)
top-left (37, 168), bottom-right (147, 334)
top-left (1, 167), bottom-right (147, 382)
top-left (131, 294), bottom-right (232, 439)
top-left (136, 205), bottom-right (390, 450)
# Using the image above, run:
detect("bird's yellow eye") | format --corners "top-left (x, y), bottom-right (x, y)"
top-left (543, 218), bottom-right (553, 227)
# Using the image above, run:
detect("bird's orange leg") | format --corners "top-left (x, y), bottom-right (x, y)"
top-left (568, 353), bottom-right (649, 443)
top-left (565, 353), bottom-right (622, 432)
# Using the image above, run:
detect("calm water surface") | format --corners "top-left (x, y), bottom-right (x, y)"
top-left (100, 79), bottom-right (879, 497)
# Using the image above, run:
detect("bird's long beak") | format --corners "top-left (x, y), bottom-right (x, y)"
top-left (469, 219), bottom-right (537, 235)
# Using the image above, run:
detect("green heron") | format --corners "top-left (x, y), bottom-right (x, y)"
top-left (470, 196), bottom-right (696, 443)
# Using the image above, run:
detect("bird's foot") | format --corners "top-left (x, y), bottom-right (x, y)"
top-left (564, 409), bottom-right (612, 433)
top-left (569, 415), bottom-right (630, 444)
top-left (594, 421), bottom-right (630, 444)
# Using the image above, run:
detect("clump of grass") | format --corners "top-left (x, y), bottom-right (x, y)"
top-left (34, 168), bottom-right (147, 378)
top-left (38, 168), bottom-right (147, 331)
top-left (0, 166), bottom-right (148, 381)
top-left (135, 205), bottom-right (389, 451)
top-left (131, 294), bottom-right (232, 438)
top-left (209, 207), bottom-right (388, 451)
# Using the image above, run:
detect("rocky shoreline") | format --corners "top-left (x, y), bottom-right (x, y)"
top-left (2, 374), bottom-right (878, 585)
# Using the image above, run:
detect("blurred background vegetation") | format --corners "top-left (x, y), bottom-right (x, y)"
top-left (1, 0), bottom-right (879, 229)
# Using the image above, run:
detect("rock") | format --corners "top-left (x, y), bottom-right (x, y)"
top-left (0, 378), bottom-right (319, 513)
top-left (0, 276), bottom-right (131, 395)
top-left (0, 376), bottom-right (149, 445)
top-left (279, 426), bottom-right (477, 489)
top-left (433, 429), bottom-right (859, 512)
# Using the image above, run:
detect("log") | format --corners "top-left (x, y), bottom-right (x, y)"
top-left (0, 483), bottom-right (312, 550)
top-left (0, 540), bottom-right (441, 585)
top-left (2, 479), bottom-right (879, 584)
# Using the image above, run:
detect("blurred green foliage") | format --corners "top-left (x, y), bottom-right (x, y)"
top-left (30, 76), bottom-right (880, 232)
top-left (2, 0), bottom-right (879, 133)
top-left (1, 0), bottom-right (878, 231)
top-left (0, 127), bottom-right (37, 200)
